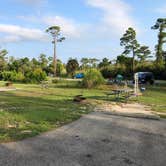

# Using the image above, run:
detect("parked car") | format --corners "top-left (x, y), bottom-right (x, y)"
top-left (74, 73), bottom-right (84, 79)
top-left (135, 72), bottom-right (154, 85)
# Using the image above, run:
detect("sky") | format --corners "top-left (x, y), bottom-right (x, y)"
top-left (0, 0), bottom-right (166, 63)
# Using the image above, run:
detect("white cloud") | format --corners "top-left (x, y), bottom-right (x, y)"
top-left (0, 15), bottom-right (82, 44)
top-left (0, 24), bottom-right (48, 43)
top-left (86, 0), bottom-right (138, 35)
top-left (0, 14), bottom-right (83, 44)
top-left (18, 15), bottom-right (83, 38)
top-left (156, 5), bottom-right (166, 14)
top-left (42, 16), bottom-right (81, 37)
top-left (1, 35), bottom-right (21, 43)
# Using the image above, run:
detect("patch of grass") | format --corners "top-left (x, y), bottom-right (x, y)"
top-left (0, 81), bottom-right (98, 142)
top-left (138, 83), bottom-right (166, 113)
top-left (0, 79), bottom-right (165, 142)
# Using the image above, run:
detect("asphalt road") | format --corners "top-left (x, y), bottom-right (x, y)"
top-left (0, 112), bottom-right (166, 166)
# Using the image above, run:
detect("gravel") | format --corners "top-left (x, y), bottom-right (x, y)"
top-left (0, 112), bottom-right (166, 166)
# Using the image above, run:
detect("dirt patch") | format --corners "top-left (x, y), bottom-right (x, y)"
top-left (95, 103), bottom-right (160, 120)
top-left (0, 88), bottom-right (17, 92)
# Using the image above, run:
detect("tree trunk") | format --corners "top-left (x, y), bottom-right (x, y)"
top-left (132, 48), bottom-right (135, 75)
top-left (53, 38), bottom-right (57, 77)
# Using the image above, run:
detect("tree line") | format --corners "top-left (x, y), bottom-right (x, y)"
top-left (0, 18), bottom-right (165, 82)
top-left (64, 18), bottom-right (166, 80)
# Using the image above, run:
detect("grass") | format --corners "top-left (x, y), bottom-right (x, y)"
top-left (0, 79), bottom-right (165, 142)
top-left (0, 80), bottom-right (102, 142)
top-left (138, 82), bottom-right (166, 113)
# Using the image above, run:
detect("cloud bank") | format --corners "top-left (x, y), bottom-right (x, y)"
top-left (0, 0), bottom-right (138, 45)
top-left (87, 0), bottom-right (137, 34)
top-left (0, 24), bottom-right (48, 43)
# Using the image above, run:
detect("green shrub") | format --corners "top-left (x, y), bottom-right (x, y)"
top-left (1, 71), bottom-right (15, 81)
top-left (52, 78), bottom-right (59, 84)
top-left (15, 72), bottom-right (25, 82)
top-left (100, 66), bottom-right (117, 78)
top-left (25, 68), bottom-right (47, 83)
top-left (82, 69), bottom-right (105, 88)
top-left (100, 65), bottom-right (128, 79)
top-left (1, 71), bottom-right (25, 82)
top-left (1, 68), bottom-right (47, 83)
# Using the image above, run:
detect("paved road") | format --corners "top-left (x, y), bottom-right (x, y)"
top-left (0, 112), bottom-right (166, 166)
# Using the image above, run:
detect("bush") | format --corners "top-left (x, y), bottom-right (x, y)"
top-left (1, 68), bottom-right (46, 83)
top-left (24, 68), bottom-right (47, 83)
top-left (1, 71), bottom-right (24, 82)
top-left (82, 69), bottom-right (105, 88)
top-left (52, 78), bottom-right (59, 84)
top-left (100, 65), bottom-right (128, 79)
top-left (15, 72), bottom-right (25, 82)
top-left (100, 66), bottom-right (117, 78)
top-left (1, 71), bottom-right (15, 81)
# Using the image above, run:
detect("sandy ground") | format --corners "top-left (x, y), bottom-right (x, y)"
top-left (0, 87), bottom-right (17, 91)
top-left (95, 103), bottom-right (161, 120)
top-left (0, 112), bottom-right (166, 166)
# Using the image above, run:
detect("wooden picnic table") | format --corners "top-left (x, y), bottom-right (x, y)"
top-left (107, 88), bottom-right (134, 101)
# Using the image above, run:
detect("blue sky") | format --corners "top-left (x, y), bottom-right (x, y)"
top-left (0, 0), bottom-right (166, 62)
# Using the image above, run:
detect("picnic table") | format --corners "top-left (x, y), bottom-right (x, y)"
top-left (106, 88), bottom-right (134, 101)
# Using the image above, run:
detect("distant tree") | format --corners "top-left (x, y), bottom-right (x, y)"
top-left (98, 58), bottom-right (111, 68)
top-left (116, 54), bottom-right (132, 65)
top-left (0, 49), bottom-right (8, 57)
top-left (31, 58), bottom-right (39, 67)
top-left (163, 51), bottom-right (166, 69)
top-left (80, 58), bottom-right (90, 69)
top-left (120, 27), bottom-right (140, 73)
top-left (80, 58), bottom-right (99, 69)
top-left (136, 46), bottom-right (151, 64)
top-left (66, 58), bottom-right (79, 77)
top-left (19, 58), bottom-right (31, 74)
top-left (8, 57), bottom-right (31, 74)
top-left (48, 56), bottom-right (53, 64)
top-left (89, 58), bottom-right (99, 68)
top-left (56, 59), bottom-right (66, 76)
top-left (152, 18), bottom-right (166, 64)
top-left (38, 54), bottom-right (48, 70)
top-left (8, 56), bottom-right (15, 64)
top-left (46, 26), bottom-right (65, 77)
top-left (0, 49), bottom-right (8, 71)
top-left (116, 54), bottom-right (133, 75)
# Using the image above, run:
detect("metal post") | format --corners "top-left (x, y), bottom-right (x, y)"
top-left (134, 73), bottom-right (138, 95)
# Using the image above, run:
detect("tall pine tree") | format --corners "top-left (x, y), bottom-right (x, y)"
top-left (120, 27), bottom-right (140, 74)
top-left (152, 18), bottom-right (166, 65)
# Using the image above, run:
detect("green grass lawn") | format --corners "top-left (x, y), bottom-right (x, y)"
top-left (0, 80), bottom-right (165, 142)
top-left (138, 82), bottom-right (166, 114)
top-left (0, 80), bottom-right (105, 142)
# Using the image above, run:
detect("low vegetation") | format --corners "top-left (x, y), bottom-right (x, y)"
top-left (82, 69), bottom-right (105, 88)
top-left (0, 79), bottom-right (165, 142)
top-left (0, 81), bottom-right (93, 142)
top-left (138, 82), bottom-right (166, 113)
